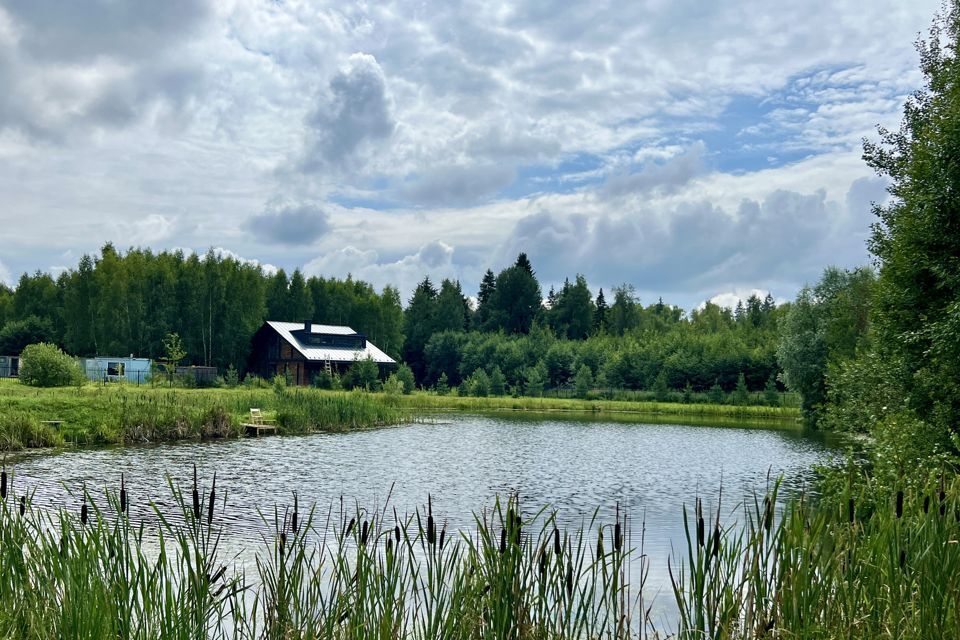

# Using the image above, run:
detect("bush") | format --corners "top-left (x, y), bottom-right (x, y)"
top-left (395, 364), bottom-right (416, 394)
top-left (763, 374), bottom-right (780, 407)
top-left (18, 343), bottom-right (84, 387)
top-left (524, 363), bottom-right (547, 397)
top-left (468, 369), bottom-right (491, 397)
top-left (732, 372), bottom-right (750, 406)
top-left (224, 365), bottom-right (240, 388)
top-left (313, 369), bottom-right (334, 390)
top-left (383, 373), bottom-right (404, 397)
top-left (574, 364), bottom-right (593, 399)
top-left (435, 372), bottom-right (450, 395)
top-left (350, 357), bottom-right (380, 391)
top-left (652, 369), bottom-right (670, 402)
top-left (489, 366), bottom-right (506, 396)
top-left (708, 381), bottom-right (725, 404)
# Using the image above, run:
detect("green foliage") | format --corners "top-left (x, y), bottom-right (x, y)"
top-left (732, 372), bottom-right (750, 406)
top-left (763, 374), bottom-right (780, 407)
top-left (350, 356), bottom-right (380, 391)
top-left (860, 5), bottom-right (960, 454)
top-left (574, 363), bottom-right (593, 398)
top-left (0, 411), bottom-right (63, 449)
top-left (682, 381), bottom-right (694, 404)
top-left (652, 369), bottom-right (670, 402)
top-left (312, 369), bottom-right (334, 389)
top-left (523, 362), bottom-right (547, 397)
top-left (435, 372), bottom-right (450, 395)
top-left (467, 368), bottom-right (491, 397)
top-left (395, 363), bottom-right (416, 394)
top-left (224, 364), bottom-right (239, 388)
top-left (543, 341), bottom-right (575, 386)
top-left (485, 255), bottom-right (542, 335)
top-left (489, 366), bottom-right (506, 396)
top-left (18, 343), bottom-right (84, 387)
top-left (0, 315), bottom-right (55, 354)
top-left (708, 381), bottom-right (725, 404)
top-left (383, 373), bottom-right (404, 397)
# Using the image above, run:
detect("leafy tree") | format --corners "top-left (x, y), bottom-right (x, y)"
top-left (468, 368), bottom-right (491, 397)
top-left (549, 274), bottom-right (595, 339)
top-left (489, 366), bottom-right (506, 396)
top-left (732, 372), bottom-right (750, 406)
top-left (19, 343), bottom-right (84, 387)
top-left (313, 369), bottom-right (334, 389)
top-left (607, 285), bottom-right (640, 335)
top-left (682, 382), bottom-right (694, 404)
top-left (544, 342), bottom-right (575, 386)
top-left (287, 269), bottom-right (313, 321)
top-left (224, 364), bottom-right (240, 388)
top-left (652, 369), bottom-right (670, 402)
top-left (395, 363), bottom-right (416, 394)
top-left (574, 364), bottom-right (593, 398)
top-left (0, 316), bottom-right (55, 354)
top-left (350, 356), bottom-right (380, 391)
top-left (524, 362), bottom-right (547, 397)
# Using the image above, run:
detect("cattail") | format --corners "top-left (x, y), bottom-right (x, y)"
top-left (923, 495), bottom-right (930, 514)
top-left (596, 529), bottom-right (604, 558)
top-left (939, 476), bottom-right (946, 517)
top-left (346, 517), bottom-right (356, 537)
top-left (896, 490), bottom-right (904, 519)
top-left (565, 562), bottom-right (573, 596)
top-left (120, 475), bottom-right (127, 514)
top-left (539, 549), bottom-right (547, 577)
top-left (763, 497), bottom-right (773, 532)
top-left (279, 532), bottom-right (287, 556)
top-left (712, 524), bottom-right (721, 558)
top-left (80, 502), bottom-right (88, 525)
top-left (514, 513), bottom-right (522, 545)
top-left (696, 498), bottom-right (704, 547)
top-left (207, 473), bottom-right (217, 525)
top-left (439, 526), bottom-right (446, 550)
top-left (19, 496), bottom-right (25, 516)
top-left (614, 504), bottom-right (623, 551)
top-left (554, 528), bottom-right (561, 556)
top-left (395, 524), bottom-right (401, 543)
top-left (848, 497), bottom-right (855, 524)
top-left (499, 527), bottom-right (506, 554)
top-left (1, 468), bottom-right (7, 500)
top-left (386, 537), bottom-right (393, 556)
top-left (361, 520), bottom-right (369, 546)
top-left (427, 496), bottom-right (436, 545)
top-left (292, 494), bottom-right (299, 533)
top-left (899, 549), bottom-right (906, 569)
top-left (192, 465), bottom-right (200, 521)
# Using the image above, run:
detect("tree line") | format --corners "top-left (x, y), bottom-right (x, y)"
top-left (0, 247), bottom-right (788, 396)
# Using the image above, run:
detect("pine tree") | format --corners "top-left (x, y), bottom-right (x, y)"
top-left (594, 288), bottom-right (608, 332)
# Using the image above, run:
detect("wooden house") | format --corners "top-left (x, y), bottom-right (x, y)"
top-left (248, 321), bottom-right (396, 385)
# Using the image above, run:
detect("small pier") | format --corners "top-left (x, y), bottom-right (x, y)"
top-left (243, 408), bottom-right (277, 437)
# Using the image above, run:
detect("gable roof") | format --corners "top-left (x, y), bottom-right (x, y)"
top-left (265, 321), bottom-right (396, 365)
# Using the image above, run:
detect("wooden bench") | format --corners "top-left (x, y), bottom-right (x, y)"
top-left (242, 408), bottom-right (277, 437)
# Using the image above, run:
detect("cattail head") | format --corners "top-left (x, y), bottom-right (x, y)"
top-left (763, 497), bottom-right (773, 532)
top-left (923, 495), bottom-right (930, 514)
top-left (207, 473), bottom-right (217, 526)
top-left (848, 497), bottom-right (855, 524)
top-left (712, 524), bottom-right (721, 558)
top-left (554, 528), bottom-right (561, 556)
top-left (895, 490), bottom-right (904, 519)
top-left (899, 549), bottom-right (906, 569)
top-left (19, 496), bottom-right (25, 516)
top-left (346, 517), bottom-right (356, 538)
top-left (361, 520), bottom-right (369, 546)
top-left (292, 493), bottom-right (299, 533)
top-left (1, 468), bottom-right (7, 500)
top-left (538, 549), bottom-right (547, 577)
top-left (120, 475), bottom-right (127, 514)
top-left (614, 503), bottom-right (623, 551)
top-left (395, 524), bottom-right (401, 544)
top-left (565, 562), bottom-right (573, 596)
top-left (439, 526), bottom-right (446, 550)
top-left (596, 529), bottom-right (604, 558)
top-left (81, 502), bottom-right (88, 525)
top-left (697, 514), bottom-right (705, 548)
top-left (499, 527), bottom-right (506, 554)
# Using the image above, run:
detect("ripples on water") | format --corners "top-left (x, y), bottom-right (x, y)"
top-left (7, 413), bottom-right (841, 622)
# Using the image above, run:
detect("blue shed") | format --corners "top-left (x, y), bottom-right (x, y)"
top-left (81, 356), bottom-right (153, 384)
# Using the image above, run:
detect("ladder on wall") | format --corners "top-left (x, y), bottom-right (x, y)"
top-left (324, 360), bottom-right (332, 376)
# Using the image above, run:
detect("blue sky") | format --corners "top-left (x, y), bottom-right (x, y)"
top-left (0, 0), bottom-right (940, 309)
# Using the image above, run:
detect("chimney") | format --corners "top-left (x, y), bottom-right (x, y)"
top-left (304, 320), bottom-right (312, 333)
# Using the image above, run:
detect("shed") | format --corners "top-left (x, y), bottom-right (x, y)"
top-left (81, 356), bottom-right (152, 384)
top-left (249, 321), bottom-right (396, 386)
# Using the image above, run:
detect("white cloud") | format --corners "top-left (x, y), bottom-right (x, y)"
top-left (0, 258), bottom-right (11, 287)
top-left (245, 201), bottom-right (330, 245)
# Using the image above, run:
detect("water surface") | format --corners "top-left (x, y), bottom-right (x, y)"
top-left (7, 413), bottom-right (841, 625)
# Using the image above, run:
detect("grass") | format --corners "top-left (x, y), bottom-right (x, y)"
top-left (397, 391), bottom-right (800, 422)
top-left (0, 379), bottom-right (411, 451)
top-left (1, 469), bottom-right (957, 638)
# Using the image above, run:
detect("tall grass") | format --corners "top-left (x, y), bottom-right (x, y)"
top-left (1, 469), bottom-right (958, 638)
top-left (0, 381), bottom-right (413, 450)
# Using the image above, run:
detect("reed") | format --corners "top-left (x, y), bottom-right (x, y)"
top-left (1, 468), bottom-right (958, 638)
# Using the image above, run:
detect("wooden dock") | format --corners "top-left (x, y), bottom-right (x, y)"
top-left (242, 423), bottom-right (277, 437)
top-left (243, 408), bottom-right (277, 436)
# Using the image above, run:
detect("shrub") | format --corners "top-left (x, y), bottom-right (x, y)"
top-left (732, 372), bottom-right (750, 406)
top-left (489, 366), bottom-right (506, 396)
top-left (468, 369), bottom-right (491, 397)
top-left (18, 343), bottom-right (84, 387)
top-left (395, 364), bottom-right (416, 394)
top-left (763, 374), bottom-right (780, 407)
top-left (383, 374), bottom-right (404, 397)
top-left (435, 372), bottom-right (450, 395)
top-left (313, 369), bottom-right (334, 390)
top-left (708, 381), bottom-right (725, 404)
top-left (573, 364), bottom-right (593, 399)
top-left (224, 365), bottom-right (240, 388)
top-left (524, 363), bottom-right (546, 397)
top-left (652, 369), bottom-right (670, 402)
top-left (350, 357), bottom-right (380, 391)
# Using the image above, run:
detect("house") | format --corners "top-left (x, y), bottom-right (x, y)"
top-left (0, 355), bottom-right (19, 378)
top-left (81, 356), bottom-right (153, 384)
top-left (249, 321), bottom-right (396, 385)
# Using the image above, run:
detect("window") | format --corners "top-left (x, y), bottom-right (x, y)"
top-left (107, 362), bottom-right (125, 377)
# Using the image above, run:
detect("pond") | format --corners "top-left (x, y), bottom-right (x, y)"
top-left (6, 412), bottom-right (843, 626)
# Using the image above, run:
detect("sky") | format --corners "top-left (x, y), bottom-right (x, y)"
top-left (0, 0), bottom-right (941, 310)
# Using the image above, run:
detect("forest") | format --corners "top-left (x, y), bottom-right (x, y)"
top-left (0, 242), bottom-right (800, 398)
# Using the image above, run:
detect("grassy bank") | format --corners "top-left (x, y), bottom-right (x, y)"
top-left (0, 380), bottom-right (410, 451)
top-left (398, 391), bottom-right (800, 422)
top-left (0, 472), bottom-right (956, 638)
